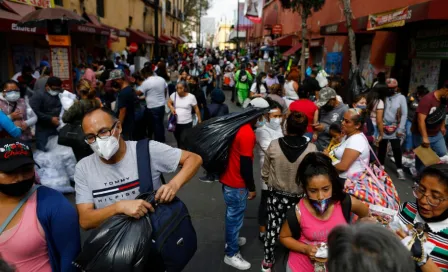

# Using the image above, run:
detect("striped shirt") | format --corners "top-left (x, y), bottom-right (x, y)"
top-left (398, 202), bottom-right (448, 272)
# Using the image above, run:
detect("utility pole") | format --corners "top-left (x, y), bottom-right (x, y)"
top-left (154, 0), bottom-right (160, 60)
top-left (198, 0), bottom-right (202, 47)
top-left (236, 0), bottom-right (239, 55)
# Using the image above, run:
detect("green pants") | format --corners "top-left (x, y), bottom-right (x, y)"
top-left (237, 88), bottom-right (249, 105)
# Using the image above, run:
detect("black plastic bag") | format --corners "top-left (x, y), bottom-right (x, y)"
top-left (73, 213), bottom-right (154, 272)
top-left (181, 107), bottom-right (267, 174)
top-left (345, 69), bottom-right (368, 106)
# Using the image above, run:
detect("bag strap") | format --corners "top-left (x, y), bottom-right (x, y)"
top-left (137, 139), bottom-right (154, 193)
top-left (0, 185), bottom-right (40, 235)
top-left (286, 204), bottom-right (301, 240)
top-left (341, 194), bottom-right (352, 223)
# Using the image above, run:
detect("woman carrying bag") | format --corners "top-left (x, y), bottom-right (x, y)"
top-left (167, 81), bottom-right (201, 148)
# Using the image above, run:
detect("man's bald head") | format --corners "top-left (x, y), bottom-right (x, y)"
top-left (82, 107), bottom-right (120, 136)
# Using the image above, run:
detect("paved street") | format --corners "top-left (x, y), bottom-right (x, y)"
top-left (67, 90), bottom-right (415, 272)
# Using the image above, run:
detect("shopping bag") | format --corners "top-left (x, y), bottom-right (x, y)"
top-left (181, 107), bottom-right (267, 174)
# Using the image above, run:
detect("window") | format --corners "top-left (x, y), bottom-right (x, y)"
top-left (129, 16), bottom-right (133, 28)
top-left (54, 0), bottom-right (63, 6)
top-left (96, 0), bottom-right (105, 18)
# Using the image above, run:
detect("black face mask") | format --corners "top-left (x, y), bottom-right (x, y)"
top-left (111, 81), bottom-right (121, 89)
top-left (0, 176), bottom-right (35, 197)
top-left (387, 88), bottom-right (396, 96)
top-left (321, 103), bottom-right (334, 112)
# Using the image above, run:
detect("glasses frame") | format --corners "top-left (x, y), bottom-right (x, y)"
top-left (412, 183), bottom-right (448, 207)
top-left (84, 121), bottom-right (118, 144)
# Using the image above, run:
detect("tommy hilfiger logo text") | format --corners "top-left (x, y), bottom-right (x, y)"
top-left (93, 179), bottom-right (140, 199)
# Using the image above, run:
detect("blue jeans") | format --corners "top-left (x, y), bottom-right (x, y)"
top-left (222, 185), bottom-right (248, 257)
top-left (148, 106), bottom-right (166, 143)
top-left (35, 127), bottom-right (58, 151)
top-left (413, 132), bottom-right (447, 173)
top-left (404, 120), bottom-right (413, 151)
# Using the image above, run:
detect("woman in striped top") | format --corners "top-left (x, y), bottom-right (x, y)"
top-left (396, 164), bottom-right (448, 272)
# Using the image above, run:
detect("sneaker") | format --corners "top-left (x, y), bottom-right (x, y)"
top-left (199, 175), bottom-right (213, 183)
top-left (261, 260), bottom-right (273, 272)
top-left (397, 169), bottom-right (405, 180)
top-left (225, 237), bottom-right (247, 248)
top-left (224, 252), bottom-right (251, 270)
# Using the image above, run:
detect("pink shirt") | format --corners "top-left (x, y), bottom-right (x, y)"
top-left (0, 192), bottom-right (52, 272)
top-left (82, 68), bottom-right (97, 87)
top-left (288, 199), bottom-right (347, 272)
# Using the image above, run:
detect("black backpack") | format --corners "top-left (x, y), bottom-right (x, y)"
top-left (286, 195), bottom-right (352, 239)
top-left (136, 139), bottom-right (197, 271)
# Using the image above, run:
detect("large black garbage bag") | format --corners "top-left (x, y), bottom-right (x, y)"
top-left (182, 107), bottom-right (267, 174)
top-left (73, 214), bottom-right (153, 272)
top-left (345, 69), bottom-right (368, 106)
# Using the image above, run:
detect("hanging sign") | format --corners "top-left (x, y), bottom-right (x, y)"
top-left (367, 6), bottom-right (410, 30)
top-left (129, 42), bottom-right (139, 53)
top-left (10, 0), bottom-right (54, 8)
top-left (48, 35), bottom-right (71, 46)
top-left (244, 0), bottom-right (264, 24)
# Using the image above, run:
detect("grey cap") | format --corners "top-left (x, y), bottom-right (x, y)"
top-left (107, 69), bottom-right (125, 81)
top-left (316, 87), bottom-right (337, 107)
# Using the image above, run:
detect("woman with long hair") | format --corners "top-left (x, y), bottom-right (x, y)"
top-left (284, 70), bottom-right (299, 107)
top-left (366, 84), bottom-right (388, 141)
top-left (156, 62), bottom-right (170, 82)
top-left (250, 72), bottom-right (268, 98)
top-left (279, 152), bottom-right (369, 272)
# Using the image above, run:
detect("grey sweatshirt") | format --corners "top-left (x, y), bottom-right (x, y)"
top-left (316, 102), bottom-right (349, 151)
top-left (383, 93), bottom-right (408, 140)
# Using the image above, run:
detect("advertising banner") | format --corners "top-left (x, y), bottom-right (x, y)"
top-left (367, 7), bottom-right (410, 31)
top-left (244, 0), bottom-right (263, 24)
top-left (10, 0), bottom-right (54, 8)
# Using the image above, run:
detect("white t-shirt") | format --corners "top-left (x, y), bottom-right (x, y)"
top-left (170, 92), bottom-right (197, 124)
top-left (250, 83), bottom-right (267, 95)
top-left (370, 100), bottom-right (384, 125)
top-left (141, 75), bottom-right (168, 109)
top-left (332, 133), bottom-right (370, 179)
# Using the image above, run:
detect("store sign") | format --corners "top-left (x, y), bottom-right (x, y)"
top-left (117, 30), bottom-right (130, 38)
top-left (272, 24), bottom-right (282, 35)
top-left (10, 0), bottom-right (54, 8)
top-left (76, 25), bottom-right (110, 36)
top-left (367, 6), bottom-right (411, 30)
top-left (48, 35), bottom-right (71, 46)
top-left (11, 23), bottom-right (36, 33)
top-left (310, 39), bottom-right (323, 47)
top-left (415, 36), bottom-right (448, 59)
top-left (323, 24), bottom-right (338, 34)
top-left (129, 42), bottom-right (138, 53)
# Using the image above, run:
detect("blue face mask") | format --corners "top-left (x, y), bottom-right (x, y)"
top-left (4, 90), bottom-right (20, 102)
top-left (356, 105), bottom-right (367, 110)
top-left (256, 118), bottom-right (266, 128)
top-left (308, 197), bottom-right (331, 214)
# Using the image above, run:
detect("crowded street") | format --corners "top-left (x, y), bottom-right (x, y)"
top-left (1, 0), bottom-right (448, 272)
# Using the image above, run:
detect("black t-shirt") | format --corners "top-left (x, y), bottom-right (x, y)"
top-left (117, 86), bottom-right (136, 134)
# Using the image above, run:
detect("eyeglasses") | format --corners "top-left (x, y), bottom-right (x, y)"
top-left (412, 183), bottom-right (448, 207)
top-left (84, 122), bottom-right (118, 144)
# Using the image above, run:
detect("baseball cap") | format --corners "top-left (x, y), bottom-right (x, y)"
top-left (107, 69), bottom-right (125, 81)
top-left (386, 78), bottom-right (398, 88)
top-left (316, 87), bottom-right (337, 107)
top-left (249, 98), bottom-right (270, 109)
top-left (0, 139), bottom-right (35, 173)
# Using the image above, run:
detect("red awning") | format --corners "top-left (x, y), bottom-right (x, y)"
top-left (101, 23), bottom-right (129, 38)
top-left (127, 28), bottom-right (154, 44)
top-left (0, 8), bottom-right (46, 34)
top-left (272, 34), bottom-right (298, 47)
top-left (283, 43), bottom-right (302, 57)
top-left (320, 0), bottom-right (448, 35)
top-left (159, 34), bottom-right (174, 45)
top-left (71, 22), bottom-right (110, 36)
top-left (1, 0), bottom-right (35, 17)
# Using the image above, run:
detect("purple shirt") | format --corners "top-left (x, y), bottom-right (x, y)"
top-left (265, 76), bottom-right (279, 87)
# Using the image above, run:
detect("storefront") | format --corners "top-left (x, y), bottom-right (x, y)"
top-left (70, 23), bottom-right (110, 66)
top-left (127, 28), bottom-right (155, 60)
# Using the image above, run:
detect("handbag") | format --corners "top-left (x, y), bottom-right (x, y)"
top-left (426, 103), bottom-right (446, 128)
top-left (167, 93), bottom-right (177, 132)
top-left (344, 137), bottom-right (400, 210)
top-left (58, 102), bottom-right (87, 147)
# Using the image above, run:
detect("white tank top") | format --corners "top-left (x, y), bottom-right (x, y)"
top-left (284, 81), bottom-right (299, 100)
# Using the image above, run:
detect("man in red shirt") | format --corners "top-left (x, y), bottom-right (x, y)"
top-left (220, 98), bottom-right (269, 270)
top-left (412, 82), bottom-right (448, 172)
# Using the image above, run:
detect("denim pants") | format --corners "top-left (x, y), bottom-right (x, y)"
top-left (222, 185), bottom-right (248, 257)
top-left (35, 127), bottom-right (58, 151)
top-left (413, 132), bottom-right (447, 173)
top-left (404, 120), bottom-right (413, 151)
top-left (148, 106), bottom-right (166, 143)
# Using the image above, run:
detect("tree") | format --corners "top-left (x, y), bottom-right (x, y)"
top-left (280, 0), bottom-right (325, 81)
top-left (182, 0), bottom-right (211, 41)
top-left (341, 0), bottom-right (357, 71)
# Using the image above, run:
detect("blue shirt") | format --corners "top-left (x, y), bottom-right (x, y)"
top-left (0, 110), bottom-right (21, 137)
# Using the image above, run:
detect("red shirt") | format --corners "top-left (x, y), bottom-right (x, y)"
top-left (221, 124), bottom-right (255, 188)
top-left (289, 99), bottom-right (318, 133)
top-left (412, 92), bottom-right (444, 137)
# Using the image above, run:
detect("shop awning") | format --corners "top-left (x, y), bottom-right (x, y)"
top-left (172, 36), bottom-right (184, 44)
top-left (127, 28), bottom-right (154, 44)
top-left (1, 0), bottom-right (35, 17)
top-left (71, 22), bottom-right (109, 36)
top-left (101, 23), bottom-right (129, 38)
top-left (0, 8), bottom-right (46, 34)
top-left (159, 34), bottom-right (174, 45)
top-left (320, 0), bottom-right (448, 35)
top-left (272, 34), bottom-right (298, 47)
top-left (283, 43), bottom-right (302, 57)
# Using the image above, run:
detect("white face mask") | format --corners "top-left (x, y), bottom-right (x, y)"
top-left (266, 117), bottom-right (282, 130)
top-left (4, 91), bottom-right (20, 102)
top-left (48, 90), bottom-right (60, 96)
top-left (89, 133), bottom-right (120, 160)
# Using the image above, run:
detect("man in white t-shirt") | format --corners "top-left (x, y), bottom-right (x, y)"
top-left (137, 65), bottom-right (168, 143)
top-left (214, 63), bottom-right (222, 89)
top-left (75, 107), bottom-right (202, 230)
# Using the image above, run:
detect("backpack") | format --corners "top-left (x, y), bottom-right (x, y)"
top-left (238, 70), bottom-right (248, 83)
top-left (286, 194), bottom-right (352, 239)
top-left (136, 139), bottom-right (197, 271)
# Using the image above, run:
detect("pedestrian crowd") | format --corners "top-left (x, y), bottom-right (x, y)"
top-left (0, 47), bottom-right (447, 272)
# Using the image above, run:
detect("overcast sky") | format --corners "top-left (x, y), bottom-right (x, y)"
top-left (205, 0), bottom-right (243, 24)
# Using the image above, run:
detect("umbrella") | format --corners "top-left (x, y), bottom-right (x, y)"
top-left (17, 7), bottom-right (86, 27)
